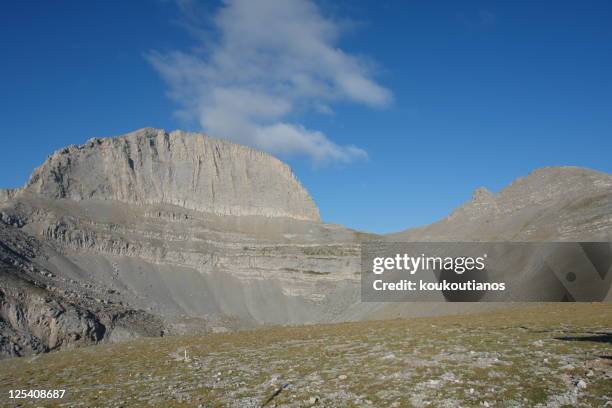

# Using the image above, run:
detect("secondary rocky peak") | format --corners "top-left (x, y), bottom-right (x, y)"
top-left (393, 166), bottom-right (612, 242)
top-left (19, 128), bottom-right (320, 221)
top-left (494, 166), bottom-right (612, 213)
top-left (472, 187), bottom-right (495, 203)
top-left (458, 167), bottom-right (612, 216)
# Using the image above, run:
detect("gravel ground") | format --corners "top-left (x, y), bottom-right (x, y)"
top-left (0, 303), bottom-right (610, 407)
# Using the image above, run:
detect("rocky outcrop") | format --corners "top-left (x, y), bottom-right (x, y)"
top-left (0, 273), bottom-right (105, 357)
top-left (0, 219), bottom-right (165, 359)
top-left (21, 128), bottom-right (320, 221)
top-left (0, 189), bottom-right (16, 203)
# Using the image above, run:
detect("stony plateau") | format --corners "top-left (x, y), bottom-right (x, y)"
top-left (3, 303), bottom-right (610, 407)
top-left (1, 128), bottom-right (611, 359)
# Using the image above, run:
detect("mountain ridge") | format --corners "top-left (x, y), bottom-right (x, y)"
top-left (390, 166), bottom-right (612, 241)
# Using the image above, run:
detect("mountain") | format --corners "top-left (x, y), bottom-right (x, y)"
top-left (389, 166), bottom-right (612, 242)
top-left (0, 128), bottom-right (362, 358)
top-left (7, 128), bottom-right (319, 221)
top-left (1, 128), bottom-right (610, 358)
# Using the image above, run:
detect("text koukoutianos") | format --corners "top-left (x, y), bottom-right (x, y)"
top-left (362, 242), bottom-right (612, 302)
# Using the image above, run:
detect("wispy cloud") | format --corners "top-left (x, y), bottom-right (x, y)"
top-left (147, 0), bottom-right (392, 163)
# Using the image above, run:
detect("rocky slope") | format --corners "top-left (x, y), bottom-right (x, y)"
top-left (0, 128), bottom-right (610, 359)
top-left (390, 167), bottom-right (612, 242)
top-left (0, 220), bottom-right (164, 358)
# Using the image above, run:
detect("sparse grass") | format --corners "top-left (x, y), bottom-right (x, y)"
top-left (0, 303), bottom-right (610, 407)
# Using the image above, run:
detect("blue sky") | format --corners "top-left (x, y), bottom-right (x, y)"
top-left (1, 0), bottom-right (611, 233)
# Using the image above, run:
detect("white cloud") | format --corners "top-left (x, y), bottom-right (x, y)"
top-left (148, 0), bottom-right (392, 163)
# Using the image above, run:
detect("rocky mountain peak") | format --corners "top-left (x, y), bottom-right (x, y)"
top-left (14, 128), bottom-right (320, 221)
top-left (472, 187), bottom-right (496, 203)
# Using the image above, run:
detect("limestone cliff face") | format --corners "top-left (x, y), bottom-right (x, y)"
top-left (21, 128), bottom-right (320, 221)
